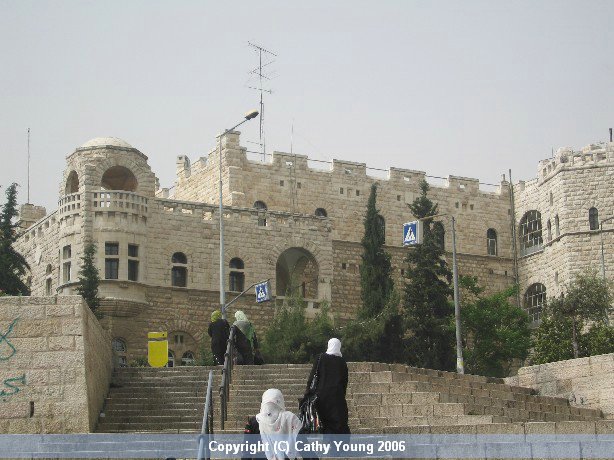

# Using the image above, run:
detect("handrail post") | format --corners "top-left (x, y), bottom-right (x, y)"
top-left (197, 370), bottom-right (214, 460)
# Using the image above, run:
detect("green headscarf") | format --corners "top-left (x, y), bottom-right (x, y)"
top-left (211, 310), bottom-right (222, 322)
top-left (234, 310), bottom-right (256, 348)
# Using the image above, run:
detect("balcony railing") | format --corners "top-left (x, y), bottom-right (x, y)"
top-left (93, 191), bottom-right (148, 215)
top-left (58, 192), bottom-right (81, 217)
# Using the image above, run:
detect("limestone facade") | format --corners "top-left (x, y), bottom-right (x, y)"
top-left (0, 296), bottom-right (113, 433)
top-left (13, 135), bottom-right (614, 364)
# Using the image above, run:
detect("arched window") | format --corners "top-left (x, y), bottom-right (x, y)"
top-left (589, 207), bottom-right (599, 230)
top-left (524, 283), bottom-right (546, 322)
top-left (254, 201), bottom-right (267, 227)
top-left (167, 350), bottom-right (175, 368)
top-left (112, 338), bottom-right (127, 367)
top-left (171, 252), bottom-right (187, 287)
top-left (229, 258), bottom-right (245, 292)
top-left (181, 351), bottom-right (195, 366)
top-left (434, 221), bottom-right (445, 250)
top-left (377, 215), bottom-right (386, 243)
top-left (315, 208), bottom-right (327, 218)
top-left (65, 171), bottom-right (79, 195)
top-left (101, 166), bottom-right (138, 192)
top-left (519, 210), bottom-right (543, 256)
top-left (486, 229), bottom-right (497, 256)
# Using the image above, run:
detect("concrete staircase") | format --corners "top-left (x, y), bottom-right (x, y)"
top-left (96, 362), bottom-right (607, 434)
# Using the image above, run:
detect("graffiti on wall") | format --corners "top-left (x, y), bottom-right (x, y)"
top-left (0, 318), bottom-right (27, 402)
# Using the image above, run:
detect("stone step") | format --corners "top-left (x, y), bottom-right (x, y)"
top-left (96, 421), bottom-right (201, 431)
top-left (364, 415), bottom-right (497, 427)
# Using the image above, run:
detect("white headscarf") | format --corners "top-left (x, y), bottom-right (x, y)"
top-left (256, 389), bottom-right (301, 460)
top-left (326, 337), bottom-right (342, 357)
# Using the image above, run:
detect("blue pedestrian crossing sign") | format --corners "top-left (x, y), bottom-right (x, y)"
top-left (403, 221), bottom-right (423, 246)
top-left (255, 280), bottom-right (272, 303)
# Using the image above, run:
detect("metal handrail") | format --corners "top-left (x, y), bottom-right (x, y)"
top-left (197, 370), bottom-right (214, 460)
top-left (219, 326), bottom-right (236, 431)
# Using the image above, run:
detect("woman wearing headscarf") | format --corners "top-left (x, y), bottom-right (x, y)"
top-left (304, 337), bottom-right (350, 434)
top-left (233, 310), bottom-right (259, 365)
top-left (207, 310), bottom-right (230, 365)
top-left (256, 388), bottom-right (302, 460)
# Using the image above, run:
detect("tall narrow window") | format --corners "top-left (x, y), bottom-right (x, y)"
top-left (486, 229), bottom-right (497, 256)
top-left (229, 258), bottom-right (245, 292)
top-left (254, 201), bottom-right (267, 227)
top-left (524, 283), bottom-right (546, 322)
top-left (105, 242), bottom-right (119, 279)
top-left (519, 210), bottom-right (543, 256)
top-left (547, 220), bottom-right (552, 241)
top-left (62, 245), bottom-right (72, 283)
top-left (434, 221), bottom-right (445, 250)
top-left (377, 215), bottom-right (386, 244)
top-left (167, 350), bottom-right (175, 368)
top-left (171, 252), bottom-right (188, 287)
top-left (589, 207), bottom-right (599, 230)
top-left (45, 264), bottom-right (53, 295)
top-left (112, 338), bottom-right (127, 367)
top-left (555, 215), bottom-right (560, 236)
top-left (128, 244), bottom-right (139, 282)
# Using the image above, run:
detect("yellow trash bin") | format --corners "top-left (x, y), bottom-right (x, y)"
top-left (147, 332), bottom-right (169, 368)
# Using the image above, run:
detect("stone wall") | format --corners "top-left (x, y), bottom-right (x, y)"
top-left (514, 144), bottom-right (614, 310)
top-left (0, 296), bottom-right (113, 433)
top-left (505, 353), bottom-right (614, 419)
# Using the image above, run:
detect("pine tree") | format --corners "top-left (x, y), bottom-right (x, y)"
top-left (359, 183), bottom-right (393, 318)
top-left (403, 179), bottom-right (455, 371)
top-left (76, 243), bottom-right (101, 317)
top-left (0, 183), bottom-right (30, 296)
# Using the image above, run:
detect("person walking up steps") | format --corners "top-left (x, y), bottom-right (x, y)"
top-left (304, 338), bottom-right (350, 434)
top-left (207, 310), bottom-right (229, 365)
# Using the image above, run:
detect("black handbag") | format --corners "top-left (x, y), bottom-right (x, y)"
top-left (298, 394), bottom-right (321, 434)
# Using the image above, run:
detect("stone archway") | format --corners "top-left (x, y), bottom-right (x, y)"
top-left (275, 247), bottom-right (319, 300)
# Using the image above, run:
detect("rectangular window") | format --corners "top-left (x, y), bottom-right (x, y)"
top-left (339, 187), bottom-right (344, 194)
top-left (297, 182), bottom-right (302, 189)
top-left (128, 244), bottom-right (139, 257)
top-left (105, 242), bottom-right (119, 256)
top-left (62, 245), bottom-right (71, 259)
top-left (63, 262), bottom-right (71, 282)
top-left (46, 278), bottom-right (52, 295)
top-left (356, 190), bottom-right (360, 196)
top-left (105, 259), bottom-right (119, 279)
top-left (128, 260), bottom-right (139, 281)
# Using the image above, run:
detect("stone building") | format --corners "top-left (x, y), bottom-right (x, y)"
top-left (14, 134), bottom-right (614, 365)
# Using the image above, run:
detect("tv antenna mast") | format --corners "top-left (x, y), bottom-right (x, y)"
top-left (247, 41), bottom-right (276, 161)
top-left (27, 128), bottom-right (31, 204)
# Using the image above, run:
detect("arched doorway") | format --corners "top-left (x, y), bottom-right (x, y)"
top-left (275, 247), bottom-right (319, 300)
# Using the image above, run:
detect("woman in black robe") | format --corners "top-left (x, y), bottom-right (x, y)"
top-left (305, 338), bottom-right (350, 434)
top-left (207, 310), bottom-right (230, 365)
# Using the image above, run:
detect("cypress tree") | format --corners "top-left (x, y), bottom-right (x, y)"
top-left (0, 183), bottom-right (30, 296)
top-left (403, 179), bottom-right (455, 371)
top-left (76, 243), bottom-right (101, 317)
top-left (342, 183), bottom-right (405, 363)
top-left (359, 183), bottom-right (393, 318)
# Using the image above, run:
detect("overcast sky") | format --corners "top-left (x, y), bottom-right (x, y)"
top-left (1, 0), bottom-right (612, 211)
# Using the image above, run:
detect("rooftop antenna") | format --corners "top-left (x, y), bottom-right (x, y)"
top-left (27, 128), bottom-right (30, 204)
top-left (247, 41), bottom-right (276, 161)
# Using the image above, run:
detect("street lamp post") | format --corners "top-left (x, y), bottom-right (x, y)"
top-left (219, 110), bottom-right (259, 320)
top-left (600, 216), bottom-right (614, 281)
top-left (414, 214), bottom-right (464, 374)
